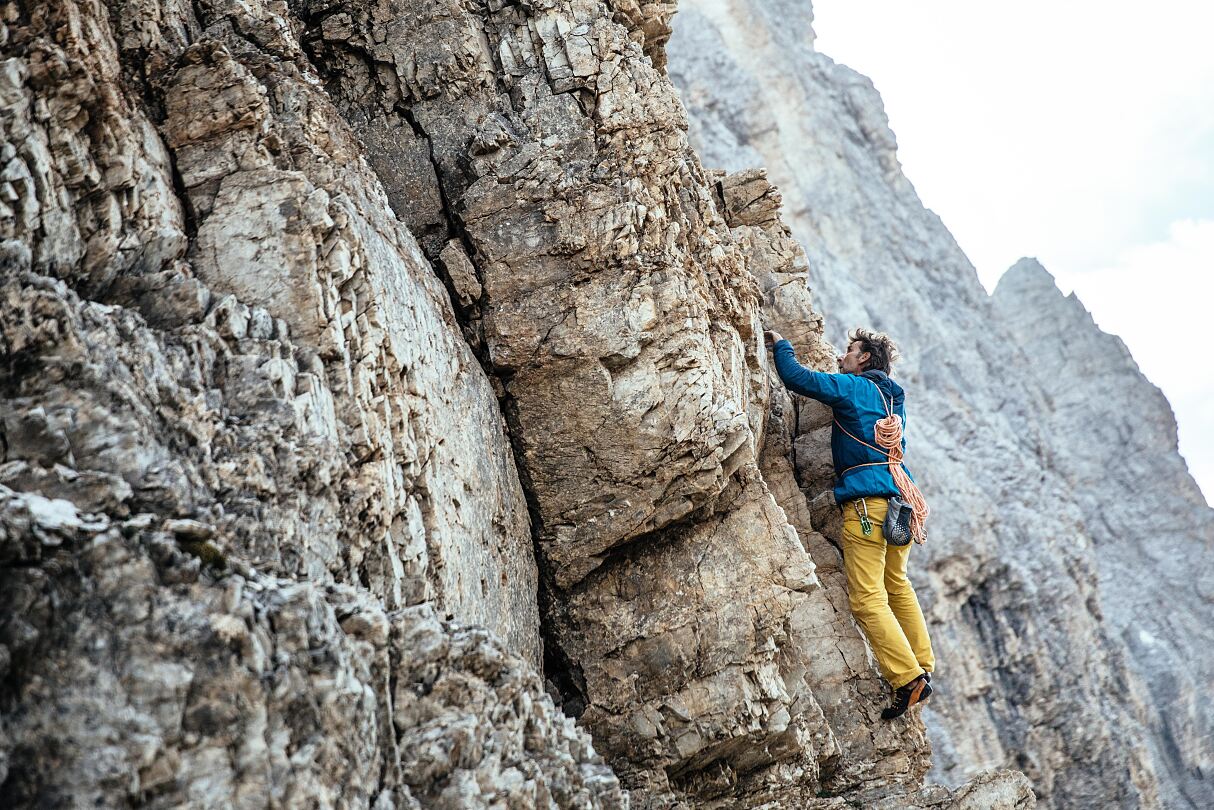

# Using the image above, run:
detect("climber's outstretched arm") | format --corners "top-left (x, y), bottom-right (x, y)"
top-left (767, 337), bottom-right (856, 407)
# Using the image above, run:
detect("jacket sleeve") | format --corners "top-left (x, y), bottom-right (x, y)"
top-left (773, 340), bottom-right (856, 407)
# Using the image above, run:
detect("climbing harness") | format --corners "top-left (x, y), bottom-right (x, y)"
top-left (836, 381), bottom-right (931, 544)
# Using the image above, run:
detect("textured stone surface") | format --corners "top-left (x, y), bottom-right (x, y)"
top-left (0, 0), bottom-right (632, 805)
top-left (0, 486), bottom-right (623, 808)
top-left (299, 0), bottom-right (773, 591)
top-left (993, 259), bottom-right (1214, 809)
top-left (0, 0), bottom-right (538, 663)
top-left (294, 2), bottom-right (903, 803)
top-left (670, 1), bottom-right (1211, 807)
top-left (0, 0), bottom-right (1049, 807)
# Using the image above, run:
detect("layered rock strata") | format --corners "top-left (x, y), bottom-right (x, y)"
top-left (292, 1), bottom-right (948, 803)
top-left (0, 0), bottom-right (539, 658)
top-left (670, 2), bottom-right (1213, 808)
top-left (0, 0), bottom-right (1040, 807)
top-left (0, 485), bottom-right (623, 808)
top-left (0, 0), bottom-right (594, 803)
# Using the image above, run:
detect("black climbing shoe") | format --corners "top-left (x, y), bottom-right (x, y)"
top-left (881, 674), bottom-right (932, 720)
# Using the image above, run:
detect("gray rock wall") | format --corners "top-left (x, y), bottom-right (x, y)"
top-left (0, 485), bottom-right (623, 808)
top-left (0, 0), bottom-right (585, 804)
top-left (291, 1), bottom-right (942, 804)
top-left (993, 259), bottom-right (1214, 809)
top-left (0, 0), bottom-right (539, 659)
top-left (2, 0), bottom-right (1040, 808)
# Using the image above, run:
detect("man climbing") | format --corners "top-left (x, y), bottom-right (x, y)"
top-left (764, 328), bottom-right (935, 720)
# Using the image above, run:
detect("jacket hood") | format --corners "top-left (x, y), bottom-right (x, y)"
top-left (860, 369), bottom-right (904, 412)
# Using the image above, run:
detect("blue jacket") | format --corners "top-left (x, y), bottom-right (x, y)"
top-left (773, 339), bottom-right (912, 504)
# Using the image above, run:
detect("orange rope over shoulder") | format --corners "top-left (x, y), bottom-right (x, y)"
top-left (836, 382), bottom-right (931, 544)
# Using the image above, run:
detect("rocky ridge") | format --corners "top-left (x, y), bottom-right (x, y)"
top-left (3, 0), bottom-right (1039, 807)
top-left (993, 259), bottom-right (1214, 808)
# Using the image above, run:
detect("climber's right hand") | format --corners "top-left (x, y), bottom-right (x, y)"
top-left (763, 330), bottom-right (784, 347)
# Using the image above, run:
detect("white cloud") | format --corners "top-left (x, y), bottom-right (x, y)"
top-left (813, 0), bottom-right (1214, 505)
top-left (814, 0), bottom-right (1214, 282)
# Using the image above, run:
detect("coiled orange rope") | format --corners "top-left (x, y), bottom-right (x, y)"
top-left (873, 404), bottom-right (930, 544)
top-left (836, 382), bottom-right (930, 544)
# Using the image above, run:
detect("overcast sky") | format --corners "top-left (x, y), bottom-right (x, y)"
top-left (814, 0), bottom-right (1214, 506)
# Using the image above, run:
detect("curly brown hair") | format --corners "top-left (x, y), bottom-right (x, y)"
top-left (848, 328), bottom-right (900, 373)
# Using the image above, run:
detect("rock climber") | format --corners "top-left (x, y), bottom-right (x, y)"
top-left (764, 327), bottom-right (935, 720)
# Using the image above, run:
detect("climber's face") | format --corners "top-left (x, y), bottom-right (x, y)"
top-left (838, 341), bottom-right (871, 375)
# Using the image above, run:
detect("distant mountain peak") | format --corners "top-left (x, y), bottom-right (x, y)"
top-left (995, 257), bottom-right (1059, 296)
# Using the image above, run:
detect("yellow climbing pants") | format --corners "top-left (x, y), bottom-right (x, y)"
top-left (841, 496), bottom-right (935, 689)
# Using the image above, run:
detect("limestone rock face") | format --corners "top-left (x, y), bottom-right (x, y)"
top-left (0, 0), bottom-right (614, 804)
top-left (0, 0), bottom-right (539, 660)
top-left (0, 486), bottom-right (623, 808)
top-left (0, 0), bottom-right (1040, 808)
top-left (670, 2), bottom-right (1213, 808)
top-left (298, 0), bottom-right (774, 588)
top-left (294, 3), bottom-right (867, 802)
